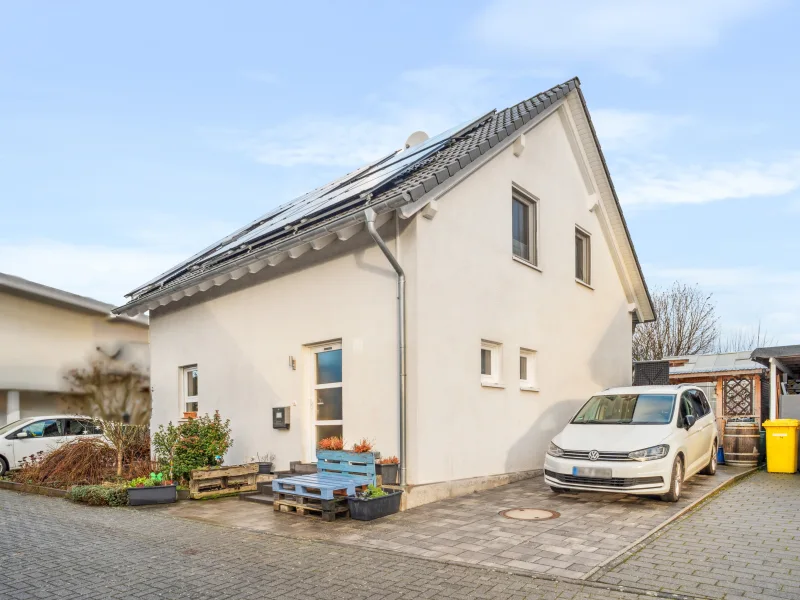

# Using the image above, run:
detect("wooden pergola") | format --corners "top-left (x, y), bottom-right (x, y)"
top-left (669, 366), bottom-right (765, 437)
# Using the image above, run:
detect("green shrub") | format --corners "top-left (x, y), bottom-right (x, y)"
top-left (152, 411), bottom-right (233, 484)
top-left (68, 484), bottom-right (128, 507)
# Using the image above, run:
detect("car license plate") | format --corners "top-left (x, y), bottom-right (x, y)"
top-left (573, 466), bottom-right (612, 478)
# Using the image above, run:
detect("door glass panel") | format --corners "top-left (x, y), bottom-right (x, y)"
top-left (316, 387), bottom-right (343, 421)
top-left (316, 424), bottom-right (343, 446)
top-left (316, 349), bottom-right (342, 384)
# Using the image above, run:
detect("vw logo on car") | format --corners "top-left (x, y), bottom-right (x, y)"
top-left (588, 450), bottom-right (599, 461)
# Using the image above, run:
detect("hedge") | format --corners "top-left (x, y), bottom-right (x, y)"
top-left (68, 484), bottom-right (128, 507)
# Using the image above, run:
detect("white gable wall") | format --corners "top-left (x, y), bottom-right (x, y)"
top-left (408, 109), bottom-right (633, 485)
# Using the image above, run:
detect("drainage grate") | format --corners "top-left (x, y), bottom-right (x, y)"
top-left (499, 508), bottom-right (560, 521)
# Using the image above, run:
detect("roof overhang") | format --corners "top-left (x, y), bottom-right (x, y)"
top-left (1, 272), bottom-right (148, 327)
top-left (670, 368), bottom-right (765, 380)
top-left (113, 206), bottom-right (397, 317)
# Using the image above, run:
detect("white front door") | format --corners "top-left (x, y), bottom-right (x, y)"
top-left (310, 342), bottom-right (343, 459)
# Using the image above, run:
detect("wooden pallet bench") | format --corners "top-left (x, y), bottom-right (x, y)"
top-left (273, 492), bottom-right (350, 522)
top-left (271, 450), bottom-right (376, 519)
top-left (190, 464), bottom-right (258, 499)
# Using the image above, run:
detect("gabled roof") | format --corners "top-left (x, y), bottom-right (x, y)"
top-left (115, 78), bottom-right (654, 320)
top-left (0, 272), bottom-right (148, 327)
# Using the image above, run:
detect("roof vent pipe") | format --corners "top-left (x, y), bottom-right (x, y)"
top-left (364, 207), bottom-right (407, 487)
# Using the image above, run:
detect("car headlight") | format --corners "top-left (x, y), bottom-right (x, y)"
top-left (547, 442), bottom-right (564, 457)
top-left (628, 444), bottom-right (669, 461)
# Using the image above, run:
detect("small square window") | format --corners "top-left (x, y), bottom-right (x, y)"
top-left (520, 349), bottom-right (538, 391)
top-left (575, 227), bottom-right (591, 285)
top-left (481, 341), bottom-right (503, 386)
top-left (512, 189), bottom-right (537, 265)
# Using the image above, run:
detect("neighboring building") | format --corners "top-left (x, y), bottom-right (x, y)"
top-left (666, 352), bottom-right (769, 437)
top-left (115, 78), bottom-right (654, 503)
top-left (0, 273), bottom-right (149, 425)
top-left (751, 345), bottom-right (800, 420)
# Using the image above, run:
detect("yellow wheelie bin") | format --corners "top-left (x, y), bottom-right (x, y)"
top-left (762, 419), bottom-right (800, 473)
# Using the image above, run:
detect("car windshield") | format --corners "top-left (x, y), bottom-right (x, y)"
top-left (0, 418), bottom-right (30, 436)
top-left (572, 394), bottom-right (676, 424)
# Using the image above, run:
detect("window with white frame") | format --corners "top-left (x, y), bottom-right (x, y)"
top-left (575, 226), bottom-right (591, 285)
top-left (182, 366), bottom-right (198, 413)
top-left (519, 349), bottom-right (538, 391)
top-left (512, 188), bottom-right (537, 265)
top-left (481, 341), bottom-right (502, 386)
top-left (311, 342), bottom-right (343, 452)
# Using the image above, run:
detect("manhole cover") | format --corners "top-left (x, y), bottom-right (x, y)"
top-left (499, 508), bottom-right (560, 521)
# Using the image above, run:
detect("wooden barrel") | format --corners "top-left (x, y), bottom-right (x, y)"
top-left (723, 421), bottom-right (760, 466)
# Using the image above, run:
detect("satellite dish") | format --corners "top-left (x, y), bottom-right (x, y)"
top-left (405, 131), bottom-right (429, 149)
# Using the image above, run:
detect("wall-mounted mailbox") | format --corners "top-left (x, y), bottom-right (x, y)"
top-left (273, 406), bottom-right (290, 430)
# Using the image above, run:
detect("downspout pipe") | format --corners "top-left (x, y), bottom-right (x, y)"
top-left (364, 207), bottom-right (407, 486)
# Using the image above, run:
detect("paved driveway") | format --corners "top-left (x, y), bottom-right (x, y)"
top-left (159, 465), bottom-right (747, 579)
top-left (591, 471), bottom-right (800, 600)
top-left (0, 489), bottom-right (661, 600)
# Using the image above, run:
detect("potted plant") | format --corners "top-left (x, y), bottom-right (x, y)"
top-left (377, 456), bottom-right (400, 485)
top-left (250, 452), bottom-right (275, 475)
top-left (347, 484), bottom-right (403, 521)
top-left (127, 472), bottom-right (177, 506)
top-left (317, 436), bottom-right (345, 451)
top-left (182, 411), bottom-right (197, 419)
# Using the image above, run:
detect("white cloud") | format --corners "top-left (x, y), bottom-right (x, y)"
top-left (471, 0), bottom-right (777, 77)
top-left (216, 66), bottom-right (561, 168)
top-left (615, 154), bottom-right (800, 206)
top-left (645, 265), bottom-right (800, 344)
top-left (591, 109), bottom-right (688, 151)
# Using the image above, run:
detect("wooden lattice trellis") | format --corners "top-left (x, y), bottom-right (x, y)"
top-left (723, 378), bottom-right (754, 416)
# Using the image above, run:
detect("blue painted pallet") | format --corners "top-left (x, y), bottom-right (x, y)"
top-left (272, 451), bottom-right (377, 501)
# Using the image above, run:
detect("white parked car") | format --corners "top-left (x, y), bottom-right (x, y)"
top-left (545, 385), bottom-right (718, 502)
top-left (0, 415), bottom-right (103, 475)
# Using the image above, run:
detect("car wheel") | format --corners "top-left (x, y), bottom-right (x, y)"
top-left (549, 486), bottom-right (570, 494)
top-left (700, 443), bottom-right (717, 476)
top-left (0, 456), bottom-right (8, 477)
top-left (660, 457), bottom-right (683, 503)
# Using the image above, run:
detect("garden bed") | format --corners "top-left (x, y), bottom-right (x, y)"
top-left (0, 479), bottom-right (68, 497)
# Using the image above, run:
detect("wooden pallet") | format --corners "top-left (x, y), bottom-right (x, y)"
top-left (189, 464), bottom-right (258, 499)
top-left (273, 492), bottom-right (349, 522)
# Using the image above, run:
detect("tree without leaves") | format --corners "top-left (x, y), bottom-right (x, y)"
top-left (714, 324), bottom-right (775, 354)
top-left (63, 360), bottom-right (151, 425)
top-left (633, 282), bottom-right (719, 361)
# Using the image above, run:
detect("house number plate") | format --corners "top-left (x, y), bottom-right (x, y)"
top-left (573, 466), bottom-right (612, 478)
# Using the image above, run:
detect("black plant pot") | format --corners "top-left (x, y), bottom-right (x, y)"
top-left (257, 462), bottom-right (273, 475)
top-left (128, 484), bottom-right (177, 506)
top-left (378, 463), bottom-right (399, 485)
top-left (347, 489), bottom-right (403, 521)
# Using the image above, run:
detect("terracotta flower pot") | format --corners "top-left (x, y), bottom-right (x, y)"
top-left (183, 411), bottom-right (197, 419)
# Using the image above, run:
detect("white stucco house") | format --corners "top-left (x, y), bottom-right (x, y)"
top-left (115, 78), bottom-right (654, 504)
top-left (1, 273), bottom-right (149, 426)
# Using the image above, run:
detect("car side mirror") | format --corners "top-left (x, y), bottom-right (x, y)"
top-left (684, 414), bottom-right (696, 429)
top-left (15, 431), bottom-right (29, 439)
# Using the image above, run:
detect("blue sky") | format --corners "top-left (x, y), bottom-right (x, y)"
top-left (2, 1), bottom-right (799, 343)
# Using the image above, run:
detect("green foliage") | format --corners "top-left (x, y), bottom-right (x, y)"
top-left (365, 484), bottom-right (387, 498)
top-left (68, 484), bottom-right (128, 507)
top-left (152, 411), bottom-right (233, 484)
top-left (128, 473), bottom-right (166, 488)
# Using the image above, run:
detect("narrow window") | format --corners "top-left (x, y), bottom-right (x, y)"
top-left (481, 341), bottom-right (502, 386)
top-left (512, 189), bottom-right (537, 265)
top-left (575, 227), bottom-right (591, 285)
top-left (182, 366), bottom-right (198, 413)
top-left (311, 342), bottom-right (343, 449)
top-left (520, 349), bottom-right (538, 391)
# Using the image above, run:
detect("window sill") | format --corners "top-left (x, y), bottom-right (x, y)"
top-left (575, 278), bottom-right (594, 290)
top-left (513, 256), bottom-right (542, 272)
top-left (481, 381), bottom-right (506, 389)
top-left (520, 385), bottom-right (540, 392)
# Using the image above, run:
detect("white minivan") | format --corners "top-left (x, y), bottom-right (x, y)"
top-left (544, 385), bottom-right (718, 502)
top-left (0, 415), bottom-right (103, 475)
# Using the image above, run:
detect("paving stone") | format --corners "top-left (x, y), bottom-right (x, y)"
top-left (593, 472), bottom-right (800, 600)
